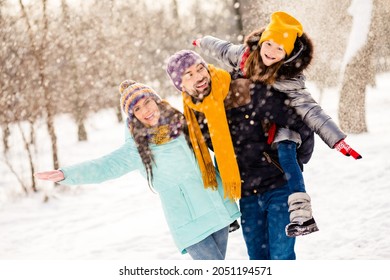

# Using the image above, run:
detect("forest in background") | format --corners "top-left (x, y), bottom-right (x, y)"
top-left (1, 0), bottom-right (389, 195)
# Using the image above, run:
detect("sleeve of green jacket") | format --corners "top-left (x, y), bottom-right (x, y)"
top-left (60, 130), bottom-right (141, 185)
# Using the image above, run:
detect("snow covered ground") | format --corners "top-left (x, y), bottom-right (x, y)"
top-left (0, 73), bottom-right (389, 277)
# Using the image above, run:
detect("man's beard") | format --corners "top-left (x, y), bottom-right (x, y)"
top-left (193, 81), bottom-right (211, 101)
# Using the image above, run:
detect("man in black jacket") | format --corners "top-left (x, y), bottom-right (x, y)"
top-left (166, 50), bottom-right (314, 260)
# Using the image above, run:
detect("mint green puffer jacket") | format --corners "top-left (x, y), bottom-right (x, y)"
top-left (60, 130), bottom-right (240, 254)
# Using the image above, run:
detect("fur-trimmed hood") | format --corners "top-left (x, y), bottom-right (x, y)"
top-left (245, 28), bottom-right (314, 79)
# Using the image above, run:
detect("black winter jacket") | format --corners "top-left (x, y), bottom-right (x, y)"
top-left (196, 81), bottom-right (314, 197)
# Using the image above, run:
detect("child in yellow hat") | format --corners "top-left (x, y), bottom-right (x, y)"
top-left (193, 11), bottom-right (362, 237)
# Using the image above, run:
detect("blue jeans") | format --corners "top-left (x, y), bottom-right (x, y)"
top-left (277, 141), bottom-right (306, 193)
top-left (185, 226), bottom-right (229, 260)
top-left (239, 184), bottom-right (296, 260)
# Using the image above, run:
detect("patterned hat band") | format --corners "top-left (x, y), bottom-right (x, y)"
top-left (119, 81), bottom-right (162, 119)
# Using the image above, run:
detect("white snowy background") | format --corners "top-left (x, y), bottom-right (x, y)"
top-left (1, 72), bottom-right (390, 261)
top-left (1, 0), bottom-right (389, 279)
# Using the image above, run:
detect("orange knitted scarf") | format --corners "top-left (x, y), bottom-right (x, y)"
top-left (182, 65), bottom-right (241, 200)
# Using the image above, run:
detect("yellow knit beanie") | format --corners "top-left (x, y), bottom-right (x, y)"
top-left (259, 11), bottom-right (303, 56)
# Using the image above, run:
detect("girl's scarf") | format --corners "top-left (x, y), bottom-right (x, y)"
top-left (182, 64), bottom-right (241, 200)
top-left (146, 110), bottom-right (184, 145)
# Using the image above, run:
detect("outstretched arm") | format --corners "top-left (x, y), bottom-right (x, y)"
top-left (193, 36), bottom-right (245, 70)
top-left (274, 80), bottom-right (362, 159)
top-left (35, 134), bottom-right (142, 185)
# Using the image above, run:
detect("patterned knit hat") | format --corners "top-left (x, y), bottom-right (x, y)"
top-left (166, 50), bottom-right (207, 91)
top-left (119, 80), bottom-right (162, 121)
top-left (259, 11), bottom-right (303, 56)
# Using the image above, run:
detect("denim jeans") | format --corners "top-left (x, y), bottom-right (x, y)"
top-left (277, 141), bottom-right (306, 193)
top-left (185, 226), bottom-right (229, 260)
top-left (239, 184), bottom-right (296, 260)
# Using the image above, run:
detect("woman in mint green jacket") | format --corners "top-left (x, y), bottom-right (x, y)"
top-left (35, 80), bottom-right (240, 259)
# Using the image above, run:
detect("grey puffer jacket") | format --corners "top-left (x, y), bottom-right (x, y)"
top-left (198, 35), bottom-right (346, 148)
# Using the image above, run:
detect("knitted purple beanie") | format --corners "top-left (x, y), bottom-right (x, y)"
top-left (166, 50), bottom-right (207, 92)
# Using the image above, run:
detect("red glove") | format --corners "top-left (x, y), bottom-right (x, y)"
top-left (333, 139), bottom-right (362, 159)
top-left (267, 123), bottom-right (277, 145)
top-left (192, 39), bottom-right (201, 47)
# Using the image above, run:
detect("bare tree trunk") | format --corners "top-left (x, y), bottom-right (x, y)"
top-left (232, 0), bottom-right (244, 42)
top-left (3, 154), bottom-right (29, 195)
top-left (0, 2), bottom-right (10, 154)
top-left (61, 0), bottom-right (88, 141)
top-left (19, 0), bottom-right (59, 169)
top-left (18, 122), bottom-right (38, 192)
top-left (1, 124), bottom-right (10, 153)
top-left (339, 0), bottom-right (377, 133)
top-left (115, 104), bottom-right (123, 123)
top-left (41, 0), bottom-right (59, 169)
top-left (1, 122), bottom-right (37, 194)
top-left (338, 47), bottom-right (369, 133)
top-left (171, 0), bottom-right (179, 21)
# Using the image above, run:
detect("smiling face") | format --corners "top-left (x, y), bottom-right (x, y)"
top-left (133, 96), bottom-right (161, 127)
top-left (260, 40), bottom-right (286, 66)
top-left (181, 63), bottom-right (211, 101)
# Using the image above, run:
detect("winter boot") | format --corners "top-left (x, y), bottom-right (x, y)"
top-left (229, 220), bottom-right (240, 233)
top-left (285, 192), bottom-right (319, 237)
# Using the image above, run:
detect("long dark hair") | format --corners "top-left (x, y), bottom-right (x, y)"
top-left (243, 28), bottom-right (284, 85)
top-left (128, 100), bottom-right (190, 191)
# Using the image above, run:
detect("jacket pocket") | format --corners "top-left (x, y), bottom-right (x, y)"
top-left (179, 186), bottom-right (196, 220)
top-left (159, 185), bottom-right (195, 230)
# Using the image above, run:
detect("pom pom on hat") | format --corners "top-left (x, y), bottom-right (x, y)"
top-left (119, 80), bottom-right (161, 121)
top-left (166, 50), bottom-right (207, 92)
top-left (259, 11), bottom-right (303, 56)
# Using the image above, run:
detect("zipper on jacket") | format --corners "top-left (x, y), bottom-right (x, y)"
top-left (263, 152), bottom-right (284, 174)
